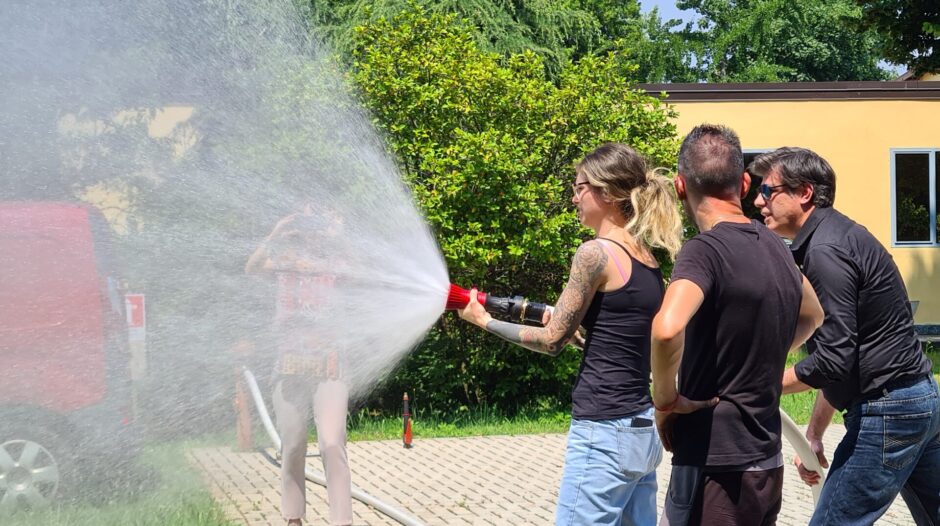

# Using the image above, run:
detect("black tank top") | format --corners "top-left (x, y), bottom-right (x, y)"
top-left (570, 239), bottom-right (664, 420)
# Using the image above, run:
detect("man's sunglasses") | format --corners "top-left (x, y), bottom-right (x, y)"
top-left (758, 183), bottom-right (789, 200)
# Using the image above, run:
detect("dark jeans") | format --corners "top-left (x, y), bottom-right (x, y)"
top-left (810, 376), bottom-right (940, 526)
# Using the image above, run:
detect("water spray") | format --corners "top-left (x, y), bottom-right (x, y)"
top-left (446, 284), bottom-right (551, 326)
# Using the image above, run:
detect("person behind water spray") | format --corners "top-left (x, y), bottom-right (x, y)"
top-left (458, 143), bottom-right (683, 525)
top-left (245, 200), bottom-right (352, 526)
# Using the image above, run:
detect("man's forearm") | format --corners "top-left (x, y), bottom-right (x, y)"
top-left (649, 279), bottom-right (705, 409)
top-left (782, 367), bottom-right (813, 394)
top-left (790, 317), bottom-right (819, 352)
top-left (651, 333), bottom-right (684, 407)
top-left (807, 391), bottom-right (836, 440)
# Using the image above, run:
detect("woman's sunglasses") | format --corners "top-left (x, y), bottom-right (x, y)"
top-left (571, 182), bottom-right (591, 195)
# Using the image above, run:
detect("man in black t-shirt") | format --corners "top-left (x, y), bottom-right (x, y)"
top-left (651, 124), bottom-right (824, 526)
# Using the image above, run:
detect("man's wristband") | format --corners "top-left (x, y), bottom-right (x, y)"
top-left (654, 395), bottom-right (678, 413)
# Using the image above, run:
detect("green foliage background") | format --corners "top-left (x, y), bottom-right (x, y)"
top-left (348, 7), bottom-right (679, 414)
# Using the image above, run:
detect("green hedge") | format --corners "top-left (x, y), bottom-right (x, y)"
top-left (350, 6), bottom-right (679, 415)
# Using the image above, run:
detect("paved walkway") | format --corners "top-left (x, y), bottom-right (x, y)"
top-left (189, 425), bottom-right (916, 525)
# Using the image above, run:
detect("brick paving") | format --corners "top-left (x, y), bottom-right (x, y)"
top-left (189, 425), bottom-right (916, 525)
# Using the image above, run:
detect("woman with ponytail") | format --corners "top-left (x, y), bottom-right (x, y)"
top-left (458, 143), bottom-right (688, 525)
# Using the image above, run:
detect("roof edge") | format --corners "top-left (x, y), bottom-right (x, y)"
top-left (637, 81), bottom-right (940, 101)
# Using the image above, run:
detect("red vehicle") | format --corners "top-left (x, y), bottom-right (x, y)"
top-left (0, 202), bottom-right (137, 514)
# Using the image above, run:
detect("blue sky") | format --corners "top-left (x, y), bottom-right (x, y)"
top-left (639, 0), bottom-right (696, 25)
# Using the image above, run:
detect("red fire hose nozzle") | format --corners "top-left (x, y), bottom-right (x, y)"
top-left (446, 283), bottom-right (550, 326)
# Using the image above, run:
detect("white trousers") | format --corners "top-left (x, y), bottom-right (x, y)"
top-left (273, 376), bottom-right (351, 525)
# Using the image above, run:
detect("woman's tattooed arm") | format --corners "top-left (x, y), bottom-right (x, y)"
top-left (483, 241), bottom-right (607, 356)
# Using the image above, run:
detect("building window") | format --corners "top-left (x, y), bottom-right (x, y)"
top-left (892, 150), bottom-right (939, 246)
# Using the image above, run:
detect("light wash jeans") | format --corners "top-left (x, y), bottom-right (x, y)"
top-left (810, 375), bottom-right (940, 526)
top-left (556, 407), bottom-right (663, 526)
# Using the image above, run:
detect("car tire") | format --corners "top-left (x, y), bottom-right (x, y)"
top-left (0, 416), bottom-right (74, 516)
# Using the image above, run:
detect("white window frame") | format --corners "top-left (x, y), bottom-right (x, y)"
top-left (891, 148), bottom-right (938, 247)
top-left (743, 149), bottom-right (773, 163)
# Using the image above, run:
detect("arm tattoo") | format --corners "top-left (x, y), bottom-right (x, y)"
top-left (484, 241), bottom-right (607, 356)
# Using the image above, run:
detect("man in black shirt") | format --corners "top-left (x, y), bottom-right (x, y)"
top-left (750, 147), bottom-right (940, 526)
top-left (651, 125), bottom-right (824, 525)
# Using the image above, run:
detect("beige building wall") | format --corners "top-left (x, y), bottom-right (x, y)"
top-left (670, 100), bottom-right (940, 324)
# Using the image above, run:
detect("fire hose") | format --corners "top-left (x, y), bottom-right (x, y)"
top-left (241, 367), bottom-right (426, 526)
top-left (779, 408), bottom-right (826, 504)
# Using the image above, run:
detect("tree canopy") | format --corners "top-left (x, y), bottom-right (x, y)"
top-left (307, 0), bottom-right (694, 79)
top-left (853, 0), bottom-right (940, 76)
top-left (303, 0), bottom-right (895, 83)
top-left (677, 0), bottom-right (890, 81)
top-left (309, 0), bottom-right (608, 73)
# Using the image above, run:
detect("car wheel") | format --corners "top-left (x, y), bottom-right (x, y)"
top-left (0, 423), bottom-right (69, 515)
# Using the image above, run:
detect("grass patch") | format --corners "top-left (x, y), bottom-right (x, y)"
top-left (5, 442), bottom-right (235, 526)
top-left (342, 406), bottom-right (571, 442)
top-left (304, 344), bottom-right (940, 441)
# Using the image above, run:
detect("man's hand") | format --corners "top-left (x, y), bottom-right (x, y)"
top-left (656, 410), bottom-right (678, 452)
top-left (794, 391), bottom-right (834, 486)
top-left (673, 394), bottom-right (720, 414)
top-left (655, 394), bottom-right (719, 452)
top-left (794, 436), bottom-right (829, 486)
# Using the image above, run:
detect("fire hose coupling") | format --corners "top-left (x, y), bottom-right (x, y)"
top-left (446, 283), bottom-right (550, 326)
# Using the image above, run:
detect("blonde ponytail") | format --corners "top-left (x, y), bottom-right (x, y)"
top-left (626, 169), bottom-right (682, 261)
top-left (576, 144), bottom-right (683, 260)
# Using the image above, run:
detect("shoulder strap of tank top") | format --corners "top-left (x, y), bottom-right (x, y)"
top-left (596, 238), bottom-right (630, 282)
top-left (598, 237), bottom-right (633, 257)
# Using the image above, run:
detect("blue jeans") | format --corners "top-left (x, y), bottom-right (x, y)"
top-left (810, 375), bottom-right (940, 526)
top-left (556, 407), bottom-right (663, 526)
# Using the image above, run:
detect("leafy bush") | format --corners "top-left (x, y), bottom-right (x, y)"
top-left (350, 6), bottom-right (679, 415)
